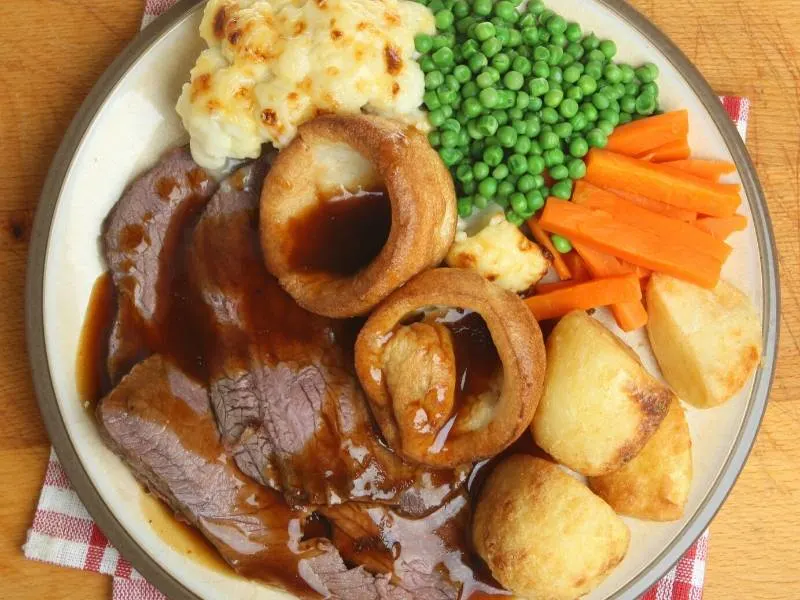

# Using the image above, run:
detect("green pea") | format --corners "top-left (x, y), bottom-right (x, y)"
top-left (565, 41), bottom-right (584, 60)
top-left (466, 119), bottom-right (482, 140)
top-left (549, 164), bottom-right (569, 180)
top-left (513, 135), bottom-right (532, 155)
top-left (551, 179), bottom-right (573, 200)
top-left (537, 8), bottom-right (555, 24)
top-left (599, 109), bottom-right (619, 127)
top-left (475, 71), bottom-right (493, 89)
top-left (491, 110), bottom-right (508, 126)
top-left (527, 154), bottom-right (546, 174)
top-left (494, 25), bottom-right (511, 45)
top-left (458, 17), bottom-right (477, 35)
top-left (508, 29), bottom-right (523, 47)
top-left (428, 0), bottom-right (444, 13)
top-left (425, 70), bottom-right (444, 90)
top-left (432, 47), bottom-right (454, 67)
top-left (496, 194), bottom-right (510, 208)
top-left (546, 45), bottom-right (564, 66)
top-left (528, 77), bottom-right (549, 97)
top-left (570, 112), bottom-right (588, 132)
top-left (453, 0), bottom-right (470, 17)
top-left (469, 53), bottom-right (489, 74)
top-left (498, 180), bottom-right (515, 197)
top-left (521, 26), bottom-right (539, 46)
top-left (584, 61), bottom-right (603, 80)
top-left (528, 96), bottom-right (543, 111)
top-left (509, 55), bottom-right (530, 76)
top-left (437, 88), bottom-right (458, 105)
top-left (461, 80), bottom-right (478, 97)
top-left (582, 33), bottom-right (600, 51)
top-left (550, 234), bottom-right (573, 253)
top-left (635, 93), bottom-right (656, 115)
top-left (478, 175), bottom-right (498, 196)
top-left (565, 85), bottom-right (584, 102)
top-left (483, 146), bottom-right (503, 169)
top-left (473, 194), bottom-right (489, 209)
top-left (603, 63), bottom-right (622, 83)
top-left (558, 53), bottom-right (575, 69)
top-left (531, 60), bottom-right (550, 79)
top-left (477, 114), bottom-right (499, 136)
top-left (505, 209), bottom-right (524, 226)
top-left (592, 92), bottom-right (610, 110)
top-left (472, 0), bottom-right (492, 16)
top-left (428, 108), bottom-right (446, 127)
top-left (486, 66), bottom-right (501, 82)
top-left (525, 115), bottom-right (542, 137)
top-left (636, 62), bottom-right (658, 83)
top-left (457, 196), bottom-right (473, 217)
top-left (598, 39), bottom-right (616, 60)
top-left (459, 98), bottom-right (480, 119)
top-left (463, 179), bottom-right (478, 194)
top-left (567, 158), bottom-right (587, 179)
top-left (569, 137), bottom-right (589, 157)
top-left (548, 66), bottom-right (563, 84)
top-left (422, 91), bottom-right (440, 111)
top-left (543, 88), bottom-right (564, 107)
top-left (439, 147), bottom-right (462, 166)
top-left (441, 117), bottom-right (461, 132)
top-left (586, 48), bottom-right (606, 64)
top-left (457, 128), bottom-right (470, 147)
top-left (553, 122), bottom-right (573, 139)
top-left (540, 185), bottom-right (551, 198)
top-left (439, 130), bottom-right (457, 148)
top-left (441, 105), bottom-right (453, 118)
top-left (492, 52), bottom-right (511, 73)
top-left (550, 32), bottom-right (567, 48)
top-left (474, 21), bottom-right (495, 41)
top-left (541, 106), bottom-right (560, 124)
top-left (497, 125), bottom-right (518, 147)
top-left (415, 34), bottom-right (434, 53)
top-left (608, 82), bottom-right (626, 100)
top-left (455, 163), bottom-right (474, 183)
top-left (503, 70), bottom-right (524, 90)
top-left (619, 64), bottom-right (635, 83)
top-left (624, 81), bottom-right (640, 96)
top-left (516, 174), bottom-right (536, 193)
top-left (527, 0), bottom-right (546, 15)
top-left (562, 64), bottom-right (583, 84)
top-left (515, 90), bottom-right (531, 110)
top-left (435, 9), bottom-right (454, 30)
top-left (539, 131), bottom-right (559, 152)
top-left (494, 0), bottom-right (516, 20)
top-left (508, 192), bottom-right (527, 215)
top-left (450, 65), bottom-right (469, 84)
top-left (506, 153), bottom-right (526, 175)
top-left (525, 190), bottom-right (544, 212)
top-left (577, 74), bottom-right (597, 95)
top-left (481, 37), bottom-right (502, 58)
top-left (555, 97), bottom-right (578, 119)
top-left (533, 45), bottom-right (550, 62)
top-left (512, 119), bottom-right (527, 135)
top-left (642, 81), bottom-right (659, 98)
top-left (543, 147), bottom-right (565, 167)
top-left (479, 87), bottom-right (499, 107)
top-left (427, 131), bottom-right (441, 148)
top-left (618, 111), bottom-right (633, 125)
top-left (586, 127), bottom-right (608, 148)
top-left (493, 163), bottom-right (510, 180)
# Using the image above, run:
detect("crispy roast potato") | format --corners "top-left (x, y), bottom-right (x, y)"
top-left (532, 311), bottom-right (671, 476)
top-left (588, 398), bottom-right (692, 521)
top-left (473, 455), bottom-right (630, 600)
top-left (646, 273), bottom-right (762, 408)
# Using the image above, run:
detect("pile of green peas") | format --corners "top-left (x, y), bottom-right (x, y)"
top-left (414, 0), bottom-right (660, 226)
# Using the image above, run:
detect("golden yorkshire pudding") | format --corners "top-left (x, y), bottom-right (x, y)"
top-left (260, 115), bottom-right (457, 318)
top-left (354, 268), bottom-right (546, 468)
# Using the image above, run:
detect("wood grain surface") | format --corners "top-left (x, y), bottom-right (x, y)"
top-left (0, 1), bottom-right (798, 598)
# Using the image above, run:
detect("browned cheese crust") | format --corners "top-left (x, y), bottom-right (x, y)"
top-left (260, 114), bottom-right (457, 317)
top-left (354, 268), bottom-right (546, 468)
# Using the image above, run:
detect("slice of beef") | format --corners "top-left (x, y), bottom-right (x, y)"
top-left (188, 172), bottom-right (467, 516)
top-left (96, 355), bottom-right (460, 599)
top-left (102, 147), bottom-right (217, 383)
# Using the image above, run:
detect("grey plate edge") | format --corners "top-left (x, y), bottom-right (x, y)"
top-left (24, 1), bottom-right (780, 599)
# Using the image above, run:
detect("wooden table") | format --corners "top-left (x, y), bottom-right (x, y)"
top-left (0, 1), bottom-right (798, 598)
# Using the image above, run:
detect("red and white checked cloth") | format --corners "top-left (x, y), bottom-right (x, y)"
top-left (23, 2), bottom-right (751, 598)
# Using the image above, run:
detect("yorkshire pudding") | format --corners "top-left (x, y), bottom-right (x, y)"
top-left (354, 268), bottom-right (546, 467)
top-left (260, 115), bottom-right (457, 318)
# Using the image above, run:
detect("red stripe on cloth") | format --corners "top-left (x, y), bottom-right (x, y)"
top-left (43, 455), bottom-right (72, 489)
top-left (84, 522), bottom-right (111, 572)
top-left (31, 509), bottom-right (94, 543)
top-left (114, 557), bottom-right (133, 579)
top-left (722, 96), bottom-right (743, 123)
top-left (112, 577), bottom-right (167, 600)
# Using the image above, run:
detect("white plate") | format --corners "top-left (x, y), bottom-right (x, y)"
top-left (26, 0), bottom-right (779, 598)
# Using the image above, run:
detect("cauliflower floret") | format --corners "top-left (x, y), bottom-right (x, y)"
top-left (446, 215), bottom-right (549, 293)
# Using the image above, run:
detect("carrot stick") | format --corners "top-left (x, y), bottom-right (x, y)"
top-left (535, 279), bottom-right (581, 294)
top-left (562, 252), bottom-right (591, 282)
top-left (585, 149), bottom-right (742, 217)
top-left (603, 188), bottom-right (696, 222)
top-left (639, 137), bottom-right (691, 162)
top-left (525, 275), bottom-right (642, 321)
top-left (572, 181), bottom-right (732, 262)
top-left (606, 110), bottom-right (689, 157)
top-left (695, 215), bottom-right (748, 240)
top-left (538, 198), bottom-right (723, 288)
top-left (664, 159), bottom-right (737, 181)
top-left (528, 218), bottom-right (571, 280)
top-left (572, 242), bottom-right (649, 331)
top-left (620, 260), bottom-right (652, 279)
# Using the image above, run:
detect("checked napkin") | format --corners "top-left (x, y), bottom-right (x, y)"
top-left (23, 1), bottom-right (752, 598)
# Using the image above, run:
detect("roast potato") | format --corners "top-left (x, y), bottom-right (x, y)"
top-left (588, 398), bottom-right (692, 521)
top-left (473, 455), bottom-right (630, 600)
top-left (532, 310), bottom-right (671, 476)
top-left (646, 273), bottom-right (762, 408)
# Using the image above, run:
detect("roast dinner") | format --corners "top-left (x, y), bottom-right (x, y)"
top-left (77, 0), bottom-right (763, 598)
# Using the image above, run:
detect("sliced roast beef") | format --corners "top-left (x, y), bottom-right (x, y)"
top-left (96, 355), bottom-right (461, 599)
top-left (188, 172), bottom-right (467, 515)
top-left (102, 147), bottom-right (217, 382)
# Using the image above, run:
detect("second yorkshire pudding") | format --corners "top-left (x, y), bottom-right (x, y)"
top-left (260, 115), bottom-right (457, 318)
top-left (355, 268), bottom-right (546, 468)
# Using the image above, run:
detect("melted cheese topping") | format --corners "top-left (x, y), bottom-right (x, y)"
top-left (176, 0), bottom-right (434, 169)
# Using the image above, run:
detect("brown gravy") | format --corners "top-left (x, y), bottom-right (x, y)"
top-left (76, 271), bottom-right (115, 406)
top-left (286, 188), bottom-right (391, 275)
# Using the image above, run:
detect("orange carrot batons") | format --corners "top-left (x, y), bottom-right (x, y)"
top-left (525, 275), bottom-right (642, 321)
top-left (606, 110), bottom-right (689, 157)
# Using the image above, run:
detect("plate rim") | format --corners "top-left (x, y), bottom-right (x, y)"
top-left (25, 1), bottom-right (780, 599)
